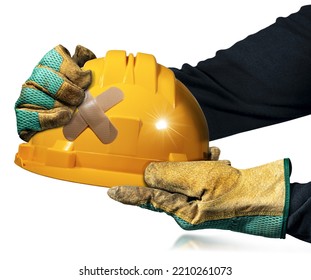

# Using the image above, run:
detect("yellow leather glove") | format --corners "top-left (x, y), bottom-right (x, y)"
top-left (15, 45), bottom-right (96, 141)
top-left (108, 159), bottom-right (291, 238)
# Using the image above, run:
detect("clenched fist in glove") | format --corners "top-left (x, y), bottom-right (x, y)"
top-left (15, 45), bottom-right (96, 141)
top-left (108, 159), bottom-right (291, 238)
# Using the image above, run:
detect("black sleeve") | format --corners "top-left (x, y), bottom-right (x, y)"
top-left (171, 5), bottom-right (311, 140)
top-left (288, 182), bottom-right (311, 242)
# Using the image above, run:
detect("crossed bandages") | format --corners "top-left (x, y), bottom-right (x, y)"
top-left (63, 87), bottom-right (124, 144)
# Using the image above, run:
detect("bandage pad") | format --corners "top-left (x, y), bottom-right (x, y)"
top-left (63, 87), bottom-right (124, 144)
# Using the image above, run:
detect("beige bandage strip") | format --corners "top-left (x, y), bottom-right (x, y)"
top-left (63, 87), bottom-right (124, 144)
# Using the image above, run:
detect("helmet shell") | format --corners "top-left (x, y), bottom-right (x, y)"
top-left (15, 51), bottom-right (209, 187)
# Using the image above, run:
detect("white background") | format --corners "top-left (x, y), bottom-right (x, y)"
top-left (1, 0), bottom-right (311, 279)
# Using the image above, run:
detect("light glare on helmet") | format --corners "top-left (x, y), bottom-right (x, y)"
top-left (155, 119), bottom-right (168, 130)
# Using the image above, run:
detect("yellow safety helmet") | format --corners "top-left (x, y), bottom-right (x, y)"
top-left (15, 50), bottom-right (209, 187)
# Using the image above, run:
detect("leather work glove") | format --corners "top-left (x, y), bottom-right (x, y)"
top-left (108, 159), bottom-right (291, 238)
top-left (15, 45), bottom-right (96, 141)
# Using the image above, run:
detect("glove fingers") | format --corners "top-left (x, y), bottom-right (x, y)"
top-left (207, 146), bottom-right (231, 165)
top-left (54, 45), bottom-right (93, 89)
top-left (39, 45), bottom-right (92, 90)
top-left (207, 146), bottom-right (221, 161)
top-left (26, 65), bottom-right (85, 106)
top-left (107, 186), bottom-right (190, 214)
top-left (108, 186), bottom-right (203, 230)
top-left (15, 106), bottom-right (73, 142)
top-left (15, 45), bottom-right (93, 142)
top-left (16, 85), bottom-right (59, 110)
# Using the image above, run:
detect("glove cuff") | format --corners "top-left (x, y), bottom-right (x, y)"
top-left (280, 158), bottom-right (291, 238)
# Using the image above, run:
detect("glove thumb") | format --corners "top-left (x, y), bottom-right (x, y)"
top-left (72, 45), bottom-right (96, 67)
